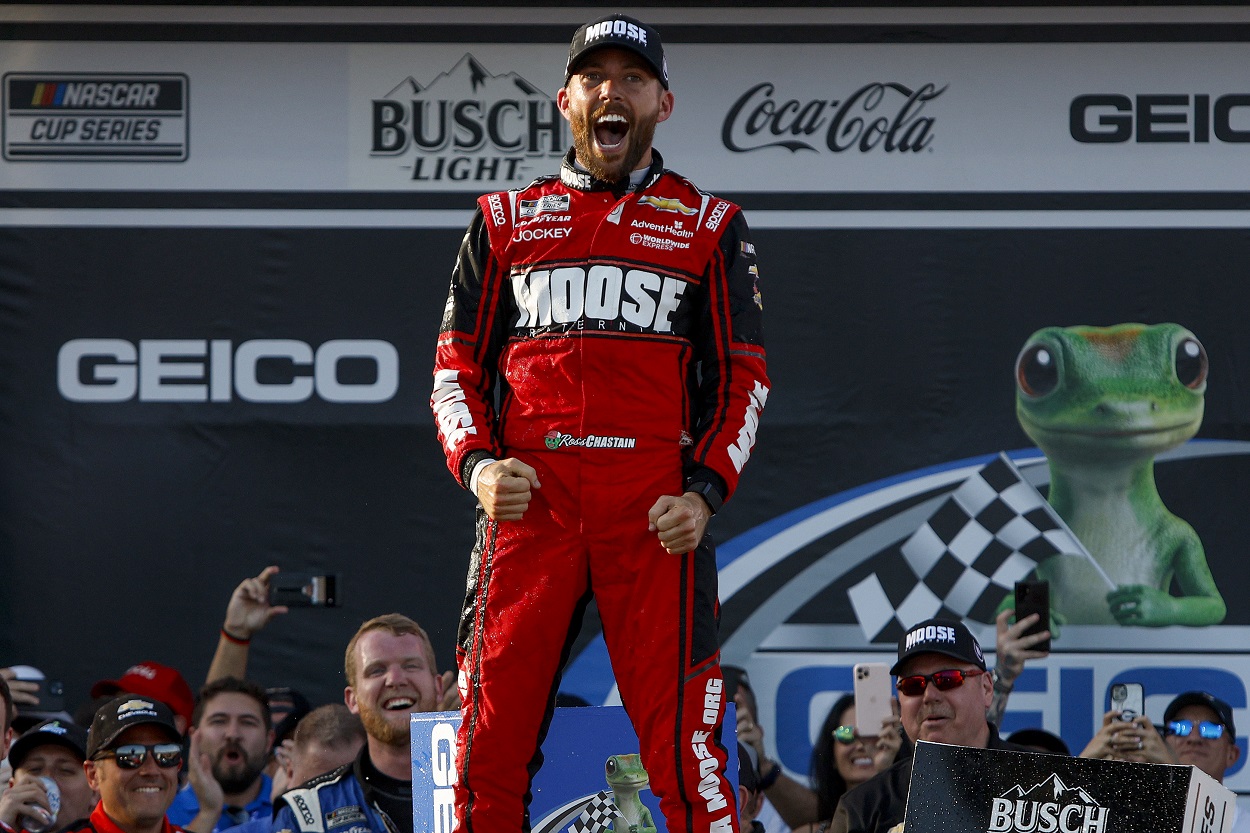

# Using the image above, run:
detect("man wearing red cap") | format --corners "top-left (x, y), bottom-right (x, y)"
top-left (90, 666), bottom-right (194, 736)
top-left (432, 12), bottom-right (768, 833)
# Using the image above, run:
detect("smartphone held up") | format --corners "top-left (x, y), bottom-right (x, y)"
top-left (853, 662), bottom-right (893, 738)
top-left (269, 573), bottom-right (339, 608)
top-left (1014, 579), bottom-right (1051, 653)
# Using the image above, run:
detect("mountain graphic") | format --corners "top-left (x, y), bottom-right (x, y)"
top-left (1000, 774), bottom-right (1100, 806)
top-left (384, 54), bottom-right (548, 100)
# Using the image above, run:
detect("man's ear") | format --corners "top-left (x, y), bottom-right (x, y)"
top-left (84, 759), bottom-right (100, 791)
top-left (344, 686), bottom-right (359, 716)
top-left (655, 90), bottom-right (675, 125)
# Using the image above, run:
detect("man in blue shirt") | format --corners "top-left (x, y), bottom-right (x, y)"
top-left (167, 679), bottom-right (273, 833)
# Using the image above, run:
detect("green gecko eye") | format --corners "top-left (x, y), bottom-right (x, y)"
top-left (1175, 337), bottom-right (1208, 389)
top-left (606, 756), bottom-right (619, 776)
top-left (1016, 343), bottom-right (1059, 397)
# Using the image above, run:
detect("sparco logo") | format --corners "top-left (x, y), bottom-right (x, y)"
top-left (3, 72), bottom-right (189, 161)
top-left (371, 54), bottom-right (565, 183)
top-left (293, 795), bottom-right (316, 827)
top-left (58, 339), bottom-right (398, 403)
top-left (722, 82), bottom-right (944, 153)
top-left (487, 193), bottom-right (506, 225)
top-left (988, 774), bottom-right (1108, 833)
top-left (1070, 94), bottom-right (1250, 143)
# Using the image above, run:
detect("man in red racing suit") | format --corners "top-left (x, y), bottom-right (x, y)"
top-left (431, 14), bottom-right (768, 833)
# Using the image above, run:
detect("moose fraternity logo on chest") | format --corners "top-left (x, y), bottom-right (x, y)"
top-left (510, 265), bottom-right (692, 334)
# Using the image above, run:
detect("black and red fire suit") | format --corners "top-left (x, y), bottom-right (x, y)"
top-left (431, 148), bottom-right (768, 833)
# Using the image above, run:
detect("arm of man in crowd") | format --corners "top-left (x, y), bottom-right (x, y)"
top-left (206, 566), bottom-right (288, 684)
top-left (184, 727), bottom-right (224, 833)
top-left (1079, 711), bottom-right (1177, 764)
top-left (0, 773), bottom-right (54, 831)
top-left (0, 669), bottom-right (39, 708)
top-left (736, 706), bottom-right (819, 828)
top-left (987, 608), bottom-right (1050, 727)
top-left (760, 765), bottom-right (819, 828)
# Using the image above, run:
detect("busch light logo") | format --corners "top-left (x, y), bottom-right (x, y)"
top-left (721, 81), bottom-right (944, 153)
top-left (988, 774), bottom-right (1109, 833)
top-left (370, 54), bottom-right (566, 183)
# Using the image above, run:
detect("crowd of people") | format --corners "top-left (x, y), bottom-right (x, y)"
top-left (727, 611), bottom-right (1247, 833)
top-left (3, 10), bottom-right (1242, 833)
top-left (0, 566), bottom-right (462, 833)
top-left (0, 567), bottom-right (1240, 833)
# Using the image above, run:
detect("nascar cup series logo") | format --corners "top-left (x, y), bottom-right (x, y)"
top-left (370, 54), bottom-right (566, 184)
top-left (987, 774), bottom-right (1108, 833)
top-left (3, 73), bottom-right (189, 161)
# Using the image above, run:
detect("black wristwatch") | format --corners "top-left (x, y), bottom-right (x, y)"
top-left (757, 758), bottom-right (781, 790)
top-left (685, 480), bottom-right (723, 515)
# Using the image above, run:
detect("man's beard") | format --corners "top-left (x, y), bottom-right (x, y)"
top-left (212, 744), bottom-right (266, 794)
top-left (570, 104), bottom-right (659, 184)
top-left (357, 702), bottom-right (409, 748)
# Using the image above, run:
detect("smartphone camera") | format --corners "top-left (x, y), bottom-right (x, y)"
top-left (269, 573), bottom-right (339, 607)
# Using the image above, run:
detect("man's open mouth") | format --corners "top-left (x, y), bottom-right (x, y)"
top-left (594, 113), bottom-right (629, 152)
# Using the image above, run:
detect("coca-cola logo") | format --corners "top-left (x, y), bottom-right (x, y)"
top-left (721, 81), bottom-right (945, 154)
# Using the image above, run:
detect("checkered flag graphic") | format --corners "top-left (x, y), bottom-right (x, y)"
top-left (568, 790), bottom-right (619, 833)
top-left (848, 453), bottom-right (1097, 643)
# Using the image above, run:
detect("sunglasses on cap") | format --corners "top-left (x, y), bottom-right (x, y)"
top-left (94, 742), bottom-right (182, 769)
top-left (895, 668), bottom-right (986, 697)
top-left (1166, 720), bottom-right (1225, 740)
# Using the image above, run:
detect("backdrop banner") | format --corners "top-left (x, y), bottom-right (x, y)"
top-left (2, 4), bottom-right (1249, 799)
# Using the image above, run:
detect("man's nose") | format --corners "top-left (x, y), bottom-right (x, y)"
top-left (598, 79), bottom-right (622, 101)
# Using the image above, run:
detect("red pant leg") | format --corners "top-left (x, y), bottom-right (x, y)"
top-left (594, 524), bottom-right (740, 833)
top-left (454, 503), bottom-right (590, 833)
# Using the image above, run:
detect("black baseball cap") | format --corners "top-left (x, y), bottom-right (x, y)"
top-left (565, 14), bottom-right (669, 89)
top-left (891, 617), bottom-right (986, 675)
top-left (9, 719), bottom-right (89, 769)
top-left (86, 695), bottom-right (181, 759)
top-left (1164, 691), bottom-right (1237, 737)
top-left (737, 741), bottom-right (760, 793)
top-left (722, 665), bottom-right (752, 702)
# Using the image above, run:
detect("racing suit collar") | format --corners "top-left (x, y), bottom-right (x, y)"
top-left (559, 147), bottom-right (666, 195)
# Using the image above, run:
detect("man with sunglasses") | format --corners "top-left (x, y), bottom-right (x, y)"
top-left (77, 696), bottom-right (185, 833)
top-left (1161, 692), bottom-right (1248, 832)
top-left (831, 618), bottom-right (1023, 833)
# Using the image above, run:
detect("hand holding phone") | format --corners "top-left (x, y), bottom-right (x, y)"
top-left (1110, 682), bottom-right (1145, 722)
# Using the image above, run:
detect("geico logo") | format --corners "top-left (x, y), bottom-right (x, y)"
top-left (511, 266), bottom-right (687, 332)
top-left (1071, 94), bottom-right (1250, 143)
top-left (57, 339), bottom-right (399, 404)
top-left (512, 226), bottom-right (571, 242)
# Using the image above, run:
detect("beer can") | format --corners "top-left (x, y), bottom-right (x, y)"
top-left (21, 776), bottom-right (60, 833)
